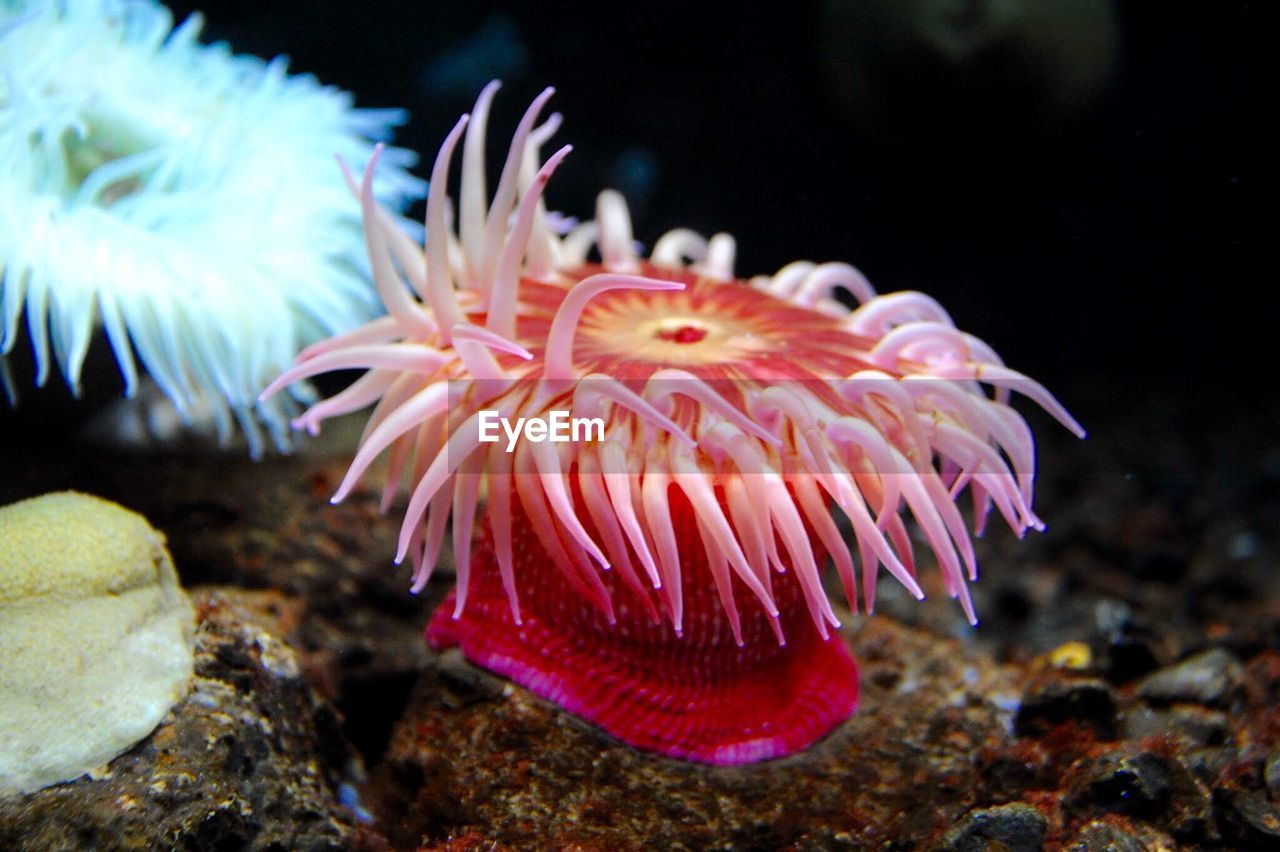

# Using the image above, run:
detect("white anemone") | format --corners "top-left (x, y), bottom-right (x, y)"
top-left (0, 0), bottom-right (424, 454)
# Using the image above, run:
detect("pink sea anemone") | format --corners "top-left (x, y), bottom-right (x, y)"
top-left (261, 82), bottom-right (1083, 765)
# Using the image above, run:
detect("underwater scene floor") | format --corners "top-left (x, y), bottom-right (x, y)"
top-left (2, 380), bottom-right (1278, 849)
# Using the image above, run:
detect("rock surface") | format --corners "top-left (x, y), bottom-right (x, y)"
top-left (370, 618), bottom-right (1024, 849)
top-left (0, 591), bottom-right (378, 850)
top-left (2, 386), bottom-right (1277, 848)
top-left (0, 416), bottom-right (435, 765)
top-left (0, 492), bottom-right (194, 795)
top-left (370, 622), bottom-right (1280, 849)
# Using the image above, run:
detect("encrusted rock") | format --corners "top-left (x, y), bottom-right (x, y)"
top-left (367, 618), bottom-right (1021, 849)
top-left (1215, 788), bottom-right (1280, 845)
top-left (1067, 748), bottom-right (1211, 840)
top-left (1266, 742), bottom-right (1280, 798)
top-left (0, 420), bottom-right (433, 766)
top-left (1014, 676), bottom-right (1119, 739)
top-left (1067, 815), bottom-right (1177, 851)
top-left (1121, 705), bottom-right (1228, 748)
top-left (0, 591), bottom-right (376, 850)
top-left (1135, 648), bottom-right (1243, 707)
top-left (935, 802), bottom-right (1047, 852)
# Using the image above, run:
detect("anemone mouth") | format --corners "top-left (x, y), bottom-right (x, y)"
top-left (652, 320), bottom-right (709, 344)
top-left (660, 322), bottom-right (711, 342)
top-left (568, 270), bottom-right (783, 371)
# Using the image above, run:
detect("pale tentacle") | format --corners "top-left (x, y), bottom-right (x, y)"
top-left (889, 448), bottom-right (977, 624)
top-left (512, 446), bottom-right (615, 619)
top-left (723, 474), bottom-right (771, 591)
top-left (452, 322), bottom-right (533, 360)
top-left (752, 386), bottom-right (845, 504)
top-left (332, 382), bottom-right (450, 503)
top-left (544, 275), bottom-right (685, 382)
top-left (531, 438), bottom-right (610, 569)
top-left (485, 444), bottom-right (521, 622)
top-left (425, 115), bottom-right (471, 342)
top-left (826, 415), bottom-right (902, 527)
top-left (359, 145), bottom-right (436, 339)
top-left (294, 315), bottom-right (401, 362)
top-left (578, 448), bottom-right (657, 620)
top-left (793, 262), bottom-right (876, 308)
top-left (700, 422), bottom-right (778, 591)
top-left (558, 221), bottom-right (599, 267)
top-left (451, 322), bottom-right (531, 384)
top-left (358, 371), bottom-right (429, 454)
top-left (520, 112), bottom-right (566, 280)
top-left (651, 229), bottom-right (708, 268)
top-left (764, 477), bottom-right (839, 637)
top-left (450, 451), bottom-right (484, 616)
top-left (260, 344), bottom-right (447, 400)
top-left (645, 368), bottom-right (779, 446)
top-left (641, 464), bottom-right (682, 632)
top-left (337, 158), bottom-right (430, 301)
top-left (596, 190), bottom-right (639, 272)
top-left (412, 483), bottom-right (453, 594)
top-left (671, 445), bottom-right (778, 619)
top-left (761, 261), bottom-right (814, 297)
top-left (460, 80), bottom-right (502, 278)
top-left (290, 370), bottom-right (395, 435)
top-left (396, 410), bottom-right (488, 562)
top-left (870, 321), bottom-right (971, 368)
top-left (477, 88), bottom-right (559, 290)
top-left (692, 512), bottom-right (744, 646)
top-left (847, 291), bottom-right (953, 336)
top-left (488, 144), bottom-right (573, 339)
top-left (791, 472), bottom-right (858, 614)
top-left (574, 374), bottom-right (695, 446)
top-left (838, 371), bottom-right (932, 468)
top-left (927, 361), bottom-right (1087, 439)
top-left (599, 440), bottom-right (662, 589)
top-left (698, 233), bottom-right (736, 282)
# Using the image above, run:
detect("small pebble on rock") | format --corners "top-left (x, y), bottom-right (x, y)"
top-left (936, 802), bottom-right (1047, 852)
top-left (1136, 648), bottom-right (1243, 707)
top-left (1015, 677), bottom-right (1119, 739)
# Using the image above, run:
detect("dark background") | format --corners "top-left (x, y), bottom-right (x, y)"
top-left (16, 1), bottom-right (1277, 437)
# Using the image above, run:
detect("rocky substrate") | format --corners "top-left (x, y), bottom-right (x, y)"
top-left (0, 591), bottom-right (382, 851)
top-left (2, 384), bottom-right (1277, 848)
top-left (368, 620), bottom-right (1280, 849)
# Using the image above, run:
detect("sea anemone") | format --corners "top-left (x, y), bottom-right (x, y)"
top-left (0, 0), bottom-right (423, 454)
top-left (261, 82), bottom-right (1083, 764)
